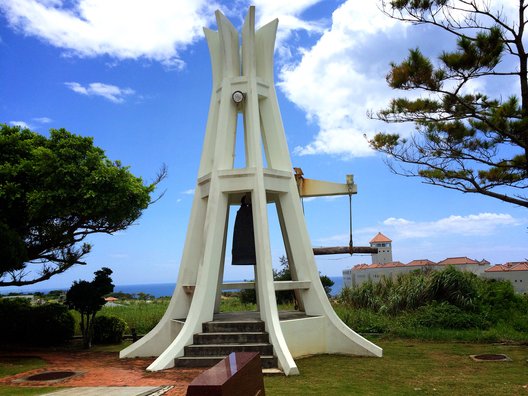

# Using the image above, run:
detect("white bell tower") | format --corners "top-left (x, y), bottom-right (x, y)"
top-left (120, 7), bottom-right (382, 375)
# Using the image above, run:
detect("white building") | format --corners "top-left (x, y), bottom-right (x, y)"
top-left (482, 262), bottom-right (528, 293)
top-left (369, 232), bottom-right (392, 264)
top-left (343, 233), bottom-right (527, 293)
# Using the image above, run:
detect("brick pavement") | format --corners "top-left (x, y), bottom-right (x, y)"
top-left (0, 350), bottom-right (206, 396)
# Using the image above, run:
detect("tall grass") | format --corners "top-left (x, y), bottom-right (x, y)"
top-left (72, 295), bottom-right (294, 336)
top-left (341, 266), bottom-right (490, 314)
top-left (336, 266), bottom-right (528, 342)
top-left (69, 299), bottom-right (169, 335)
top-left (99, 300), bottom-right (169, 334)
top-left (66, 268), bottom-right (528, 344)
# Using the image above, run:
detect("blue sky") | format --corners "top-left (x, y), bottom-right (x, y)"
top-left (1, 0), bottom-right (527, 293)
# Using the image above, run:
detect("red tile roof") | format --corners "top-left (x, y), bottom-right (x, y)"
top-left (504, 261), bottom-right (528, 268)
top-left (369, 232), bottom-right (392, 244)
top-left (510, 262), bottom-right (528, 271)
top-left (353, 264), bottom-right (370, 270)
top-left (437, 257), bottom-right (479, 266)
top-left (484, 265), bottom-right (506, 272)
top-left (407, 259), bottom-right (436, 267)
top-left (485, 262), bottom-right (528, 272)
top-left (382, 261), bottom-right (405, 268)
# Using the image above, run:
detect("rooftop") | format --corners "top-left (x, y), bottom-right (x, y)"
top-left (353, 259), bottom-right (528, 272)
top-left (437, 257), bottom-right (480, 266)
top-left (484, 265), bottom-right (506, 272)
top-left (381, 261), bottom-right (405, 268)
top-left (485, 262), bottom-right (528, 272)
top-left (511, 263), bottom-right (528, 271)
top-left (370, 232), bottom-right (392, 244)
top-left (407, 259), bottom-right (436, 267)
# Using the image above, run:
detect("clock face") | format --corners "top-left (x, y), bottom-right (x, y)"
top-left (232, 91), bottom-right (244, 103)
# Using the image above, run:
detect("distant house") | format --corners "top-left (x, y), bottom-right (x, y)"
top-left (104, 296), bottom-right (122, 307)
top-left (482, 262), bottom-right (528, 293)
top-left (343, 233), bottom-right (527, 293)
top-left (105, 296), bottom-right (118, 302)
top-left (369, 232), bottom-right (393, 265)
top-left (1, 294), bottom-right (36, 303)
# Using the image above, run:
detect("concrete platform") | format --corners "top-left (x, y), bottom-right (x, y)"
top-left (204, 310), bottom-right (318, 322)
top-left (42, 386), bottom-right (173, 396)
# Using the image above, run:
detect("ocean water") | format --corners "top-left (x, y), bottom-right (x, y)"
top-left (1, 276), bottom-right (344, 298)
top-left (114, 276), bottom-right (344, 298)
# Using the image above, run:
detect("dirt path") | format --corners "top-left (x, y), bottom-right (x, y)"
top-left (0, 350), bottom-right (205, 396)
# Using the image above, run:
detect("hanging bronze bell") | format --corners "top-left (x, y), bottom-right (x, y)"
top-left (231, 197), bottom-right (256, 265)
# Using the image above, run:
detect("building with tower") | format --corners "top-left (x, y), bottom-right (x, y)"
top-left (342, 232), bottom-right (527, 293)
top-left (369, 232), bottom-right (392, 264)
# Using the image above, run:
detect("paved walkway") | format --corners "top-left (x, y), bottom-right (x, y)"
top-left (0, 350), bottom-right (205, 396)
top-left (42, 386), bottom-right (170, 395)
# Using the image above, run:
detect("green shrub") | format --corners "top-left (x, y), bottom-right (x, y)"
top-left (93, 315), bottom-right (127, 344)
top-left (410, 302), bottom-right (489, 329)
top-left (335, 306), bottom-right (391, 333)
top-left (0, 299), bottom-right (32, 342)
top-left (340, 266), bottom-right (482, 315)
top-left (0, 299), bottom-right (74, 345)
top-left (477, 279), bottom-right (527, 321)
top-left (98, 300), bottom-right (169, 334)
top-left (508, 312), bottom-right (528, 332)
top-left (427, 267), bottom-right (479, 310)
top-left (239, 287), bottom-right (256, 304)
top-left (31, 303), bottom-right (75, 345)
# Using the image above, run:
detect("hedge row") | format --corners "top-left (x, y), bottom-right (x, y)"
top-left (0, 299), bottom-right (74, 345)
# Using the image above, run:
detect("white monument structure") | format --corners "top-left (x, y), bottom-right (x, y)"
top-left (120, 7), bottom-right (382, 375)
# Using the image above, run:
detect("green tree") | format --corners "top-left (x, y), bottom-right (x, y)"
top-left (370, 1), bottom-right (528, 208)
top-left (273, 256), bottom-right (296, 305)
top-left (136, 292), bottom-right (154, 301)
top-left (0, 125), bottom-right (165, 286)
top-left (320, 274), bottom-right (335, 298)
top-left (66, 267), bottom-right (114, 348)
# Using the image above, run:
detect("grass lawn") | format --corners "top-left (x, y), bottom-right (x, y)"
top-left (0, 388), bottom-right (59, 396)
top-left (1, 338), bottom-right (526, 395)
top-left (264, 338), bottom-right (528, 395)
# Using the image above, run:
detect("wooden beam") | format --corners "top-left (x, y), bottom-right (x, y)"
top-left (313, 246), bottom-right (378, 255)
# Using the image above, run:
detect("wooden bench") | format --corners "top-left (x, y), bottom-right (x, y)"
top-left (186, 352), bottom-right (265, 396)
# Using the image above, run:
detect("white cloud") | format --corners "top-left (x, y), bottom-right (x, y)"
top-left (65, 81), bottom-right (135, 103)
top-left (279, 0), bottom-right (521, 160)
top-left (182, 188), bottom-right (195, 195)
top-left (33, 116), bottom-right (52, 123)
top-left (382, 213), bottom-right (522, 239)
top-left (317, 213), bottom-right (524, 246)
top-left (253, 0), bottom-right (326, 55)
top-left (0, 1), bottom-right (330, 67)
top-left (9, 120), bottom-right (32, 129)
top-left (9, 118), bottom-right (51, 130)
top-left (0, 0), bottom-right (216, 66)
top-left (279, 1), bottom-right (406, 159)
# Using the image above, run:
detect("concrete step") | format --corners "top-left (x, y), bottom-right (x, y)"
top-left (174, 355), bottom-right (278, 369)
top-left (193, 331), bottom-right (270, 344)
top-left (184, 343), bottom-right (274, 357)
top-left (203, 320), bottom-right (265, 333)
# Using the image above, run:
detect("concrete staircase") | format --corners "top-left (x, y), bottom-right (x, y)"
top-left (174, 318), bottom-right (278, 369)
